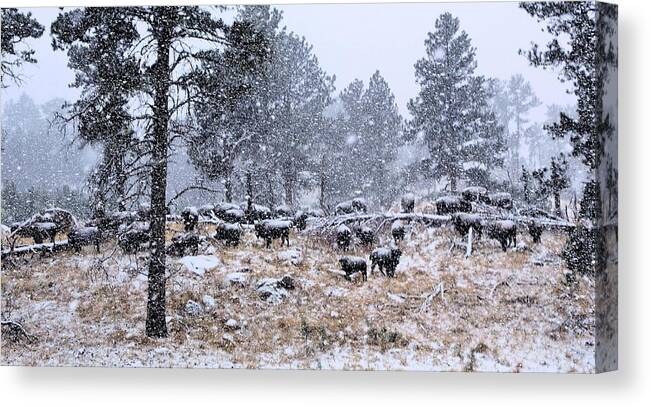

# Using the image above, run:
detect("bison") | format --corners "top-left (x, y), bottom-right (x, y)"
top-left (370, 247), bottom-right (402, 278)
top-left (339, 256), bottom-right (368, 282)
top-left (391, 220), bottom-right (406, 243)
top-left (355, 225), bottom-right (375, 246)
top-left (527, 220), bottom-right (543, 244)
top-left (68, 226), bottom-right (102, 253)
top-left (293, 210), bottom-right (308, 231)
top-left (435, 196), bottom-right (472, 215)
top-left (245, 203), bottom-right (272, 224)
top-left (484, 220), bottom-right (517, 251)
top-left (181, 206), bottom-right (199, 232)
top-left (336, 224), bottom-right (352, 250)
top-left (213, 222), bottom-right (242, 246)
top-left (451, 213), bottom-right (483, 238)
top-left (254, 220), bottom-right (292, 248)
top-left (401, 193), bottom-right (415, 213)
top-left (488, 192), bottom-right (513, 210)
top-left (461, 186), bottom-right (489, 203)
top-left (167, 232), bottom-right (201, 256)
top-left (273, 204), bottom-right (294, 218)
top-left (118, 222), bottom-right (150, 254)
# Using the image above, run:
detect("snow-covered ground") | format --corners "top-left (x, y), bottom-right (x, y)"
top-left (0, 221), bottom-right (596, 372)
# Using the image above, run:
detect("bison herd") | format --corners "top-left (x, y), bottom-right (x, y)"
top-left (2, 188), bottom-right (552, 287)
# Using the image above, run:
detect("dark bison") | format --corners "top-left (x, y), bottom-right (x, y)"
top-left (13, 220), bottom-right (58, 245)
top-left (488, 192), bottom-right (513, 210)
top-left (254, 220), bottom-right (292, 248)
top-left (435, 196), bottom-right (472, 215)
top-left (118, 222), bottom-right (150, 254)
top-left (401, 193), bottom-right (415, 213)
top-left (273, 204), bottom-right (294, 218)
top-left (335, 198), bottom-right (368, 215)
top-left (484, 220), bottom-right (517, 251)
top-left (213, 222), bottom-right (242, 246)
top-left (461, 186), bottom-right (489, 203)
top-left (451, 213), bottom-right (483, 238)
top-left (527, 220), bottom-right (543, 244)
top-left (336, 224), bottom-right (352, 250)
top-left (167, 232), bottom-right (201, 256)
top-left (215, 203), bottom-right (245, 223)
top-left (293, 210), bottom-right (308, 231)
top-left (68, 226), bottom-right (102, 253)
top-left (370, 247), bottom-right (402, 278)
top-left (245, 203), bottom-right (272, 224)
top-left (181, 206), bottom-right (199, 232)
top-left (391, 220), bottom-right (406, 243)
top-left (339, 256), bottom-right (368, 282)
top-left (355, 225), bottom-right (375, 246)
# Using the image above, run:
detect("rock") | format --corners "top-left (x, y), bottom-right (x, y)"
top-left (202, 294), bottom-right (216, 309)
top-left (324, 286), bottom-right (347, 298)
top-left (180, 255), bottom-right (220, 276)
top-left (387, 293), bottom-right (406, 303)
top-left (277, 248), bottom-right (302, 266)
top-left (256, 277), bottom-right (293, 304)
top-left (185, 299), bottom-right (204, 316)
top-left (224, 319), bottom-right (239, 330)
top-left (224, 272), bottom-right (248, 287)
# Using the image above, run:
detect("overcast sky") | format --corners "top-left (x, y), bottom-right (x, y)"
top-left (2, 3), bottom-right (575, 120)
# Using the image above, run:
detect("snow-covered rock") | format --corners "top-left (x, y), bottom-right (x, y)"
top-left (324, 286), bottom-right (347, 298)
top-left (180, 255), bottom-right (220, 276)
top-left (185, 300), bottom-right (204, 316)
top-left (277, 248), bottom-right (302, 265)
top-left (202, 294), bottom-right (216, 309)
top-left (256, 275), bottom-right (295, 303)
top-left (224, 272), bottom-right (249, 287)
top-left (224, 319), bottom-right (239, 330)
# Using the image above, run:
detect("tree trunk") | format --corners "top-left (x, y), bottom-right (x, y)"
top-left (245, 170), bottom-right (254, 208)
top-left (145, 12), bottom-right (172, 339)
top-left (450, 175), bottom-right (457, 192)
top-left (319, 164), bottom-right (326, 211)
top-left (554, 190), bottom-right (561, 216)
top-left (115, 150), bottom-right (127, 212)
top-left (284, 174), bottom-right (294, 207)
top-left (224, 164), bottom-right (233, 203)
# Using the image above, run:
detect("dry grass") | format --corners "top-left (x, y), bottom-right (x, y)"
top-left (0, 221), bottom-right (596, 371)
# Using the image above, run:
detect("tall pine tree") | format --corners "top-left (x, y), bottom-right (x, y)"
top-left (409, 13), bottom-right (503, 191)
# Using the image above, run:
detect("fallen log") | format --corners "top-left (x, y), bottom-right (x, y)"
top-left (306, 212), bottom-right (575, 233)
top-left (1, 240), bottom-right (70, 259)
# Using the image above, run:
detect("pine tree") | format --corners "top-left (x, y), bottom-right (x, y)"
top-left (187, 6), bottom-right (276, 203)
top-left (548, 153), bottom-right (570, 216)
top-left (1, 8), bottom-right (44, 87)
top-left (52, 6), bottom-right (238, 338)
top-left (52, 9), bottom-right (142, 212)
top-left (338, 71), bottom-right (403, 205)
top-left (521, 1), bottom-right (616, 171)
top-left (265, 30), bottom-right (334, 206)
top-left (521, 1), bottom-right (617, 275)
top-left (409, 12), bottom-right (502, 191)
top-left (500, 74), bottom-right (541, 174)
